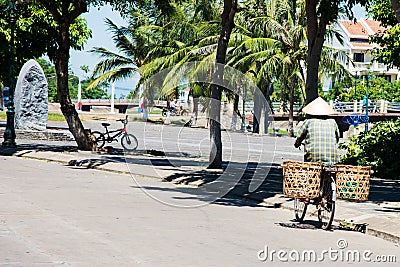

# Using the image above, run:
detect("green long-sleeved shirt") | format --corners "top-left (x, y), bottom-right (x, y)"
top-left (295, 118), bottom-right (340, 165)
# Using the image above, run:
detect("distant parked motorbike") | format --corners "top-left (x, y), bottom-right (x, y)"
top-left (162, 107), bottom-right (189, 116)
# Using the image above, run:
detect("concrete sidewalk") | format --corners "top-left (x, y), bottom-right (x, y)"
top-left (1, 139), bottom-right (399, 246)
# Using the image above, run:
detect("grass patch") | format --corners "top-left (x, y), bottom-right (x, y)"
top-left (0, 111), bottom-right (79, 122)
top-left (48, 113), bottom-right (66, 121)
top-left (171, 119), bottom-right (186, 125)
top-left (267, 128), bottom-right (294, 135)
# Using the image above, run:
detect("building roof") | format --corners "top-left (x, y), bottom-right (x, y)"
top-left (362, 19), bottom-right (386, 35)
top-left (338, 19), bottom-right (387, 49)
top-left (339, 20), bottom-right (369, 37)
top-left (339, 19), bottom-right (387, 37)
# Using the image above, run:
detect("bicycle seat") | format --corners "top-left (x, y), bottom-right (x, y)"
top-left (102, 123), bottom-right (110, 127)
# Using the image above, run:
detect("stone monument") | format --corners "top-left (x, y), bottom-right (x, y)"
top-left (15, 59), bottom-right (48, 131)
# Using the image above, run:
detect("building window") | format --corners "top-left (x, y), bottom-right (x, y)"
top-left (353, 53), bottom-right (364, 62)
top-left (350, 38), bottom-right (369, 43)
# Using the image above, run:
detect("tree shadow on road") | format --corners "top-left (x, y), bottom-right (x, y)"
top-left (0, 143), bottom-right (78, 156)
top-left (129, 161), bottom-right (288, 208)
top-left (369, 178), bottom-right (400, 202)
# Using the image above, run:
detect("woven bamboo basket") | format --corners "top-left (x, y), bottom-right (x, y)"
top-left (335, 165), bottom-right (371, 201)
top-left (281, 161), bottom-right (323, 199)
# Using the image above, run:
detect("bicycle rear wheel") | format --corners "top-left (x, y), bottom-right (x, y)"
top-left (294, 198), bottom-right (308, 222)
top-left (92, 131), bottom-right (105, 148)
top-left (318, 177), bottom-right (335, 230)
top-left (121, 133), bottom-right (138, 151)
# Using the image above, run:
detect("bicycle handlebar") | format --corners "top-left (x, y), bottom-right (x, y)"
top-left (116, 115), bottom-right (129, 124)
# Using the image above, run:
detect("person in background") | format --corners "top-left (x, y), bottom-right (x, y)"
top-left (333, 96), bottom-right (340, 111)
top-left (170, 100), bottom-right (177, 111)
top-left (294, 97), bottom-right (340, 165)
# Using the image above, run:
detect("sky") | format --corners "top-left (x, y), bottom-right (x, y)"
top-left (69, 5), bottom-right (139, 98)
top-left (69, 4), bottom-right (368, 99)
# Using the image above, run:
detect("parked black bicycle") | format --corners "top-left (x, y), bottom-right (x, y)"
top-left (92, 115), bottom-right (138, 151)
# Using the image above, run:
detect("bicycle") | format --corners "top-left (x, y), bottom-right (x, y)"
top-left (293, 165), bottom-right (337, 230)
top-left (91, 115), bottom-right (138, 151)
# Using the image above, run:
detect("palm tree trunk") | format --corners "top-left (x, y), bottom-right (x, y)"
top-left (253, 83), bottom-right (268, 134)
top-left (56, 21), bottom-right (95, 151)
top-left (209, 0), bottom-right (237, 169)
top-left (305, 0), bottom-right (327, 104)
top-left (263, 83), bottom-right (273, 134)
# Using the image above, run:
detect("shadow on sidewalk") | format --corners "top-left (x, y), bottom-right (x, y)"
top-left (129, 162), bottom-right (286, 208)
top-left (0, 143), bottom-right (78, 156)
top-left (369, 179), bottom-right (400, 202)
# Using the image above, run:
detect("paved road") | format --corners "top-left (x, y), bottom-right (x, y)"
top-left (0, 157), bottom-right (399, 266)
top-left (78, 119), bottom-right (304, 164)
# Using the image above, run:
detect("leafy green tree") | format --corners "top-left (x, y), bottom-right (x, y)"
top-left (340, 118), bottom-right (400, 179)
top-left (368, 0), bottom-right (400, 68)
top-left (0, 1), bottom-right (90, 96)
top-left (327, 76), bottom-right (400, 102)
top-left (231, 0), bottom-right (350, 135)
top-left (32, 0), bottom-right (145, 150)
top-left (36, 58), bottom-right (108, 102)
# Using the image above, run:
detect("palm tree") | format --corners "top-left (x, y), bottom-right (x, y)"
top-left (231, 0), bottom-right (351, 136)
top-left (230, 1), bottom-right (302, 133)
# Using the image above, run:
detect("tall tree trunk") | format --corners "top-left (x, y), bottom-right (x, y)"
top-left (38, 0), bottom-right (94, 150)
top-left (209, 0), bottom-right (237, 169)
top-left (288, 76), bottom-right (296, 137)
top-left (264, 83), bottom-right (273, 134)
top-left (391, 0), bottom-right (400, 23)
top-left (193, 97), bottom-right (199, 124)
top-left (253, 83), bottom-right (268, 134)
top-left (305, 0), bottom-right (327, 104)
top-left (57, 20), bottom-right (95, 150)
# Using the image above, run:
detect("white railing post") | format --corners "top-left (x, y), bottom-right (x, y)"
top-left (353, 100), bottom-right (358, 113)
top-left (110, 82), bottom-right (115, 114)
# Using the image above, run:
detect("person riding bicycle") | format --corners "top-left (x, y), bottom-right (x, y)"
top-left (294, 97), bottom-right (340, 166)
top-left (170, 100), bottom-right (179, 113)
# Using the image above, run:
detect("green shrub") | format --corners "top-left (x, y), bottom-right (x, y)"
top-left (339, 118), bottom-right (400, 179)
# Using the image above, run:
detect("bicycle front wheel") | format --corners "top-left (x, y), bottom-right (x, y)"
top-left (92, 131), bottom-right (105, 148)
top-left (121, 133), bottom-right (138, 151)
top-left (318, 178), bottom-right (335, 230)
top-left (294, 198), bottom-right (308, 222)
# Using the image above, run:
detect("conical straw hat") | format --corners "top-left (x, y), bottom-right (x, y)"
top-left (302, 97), bottom-right (335, 115)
